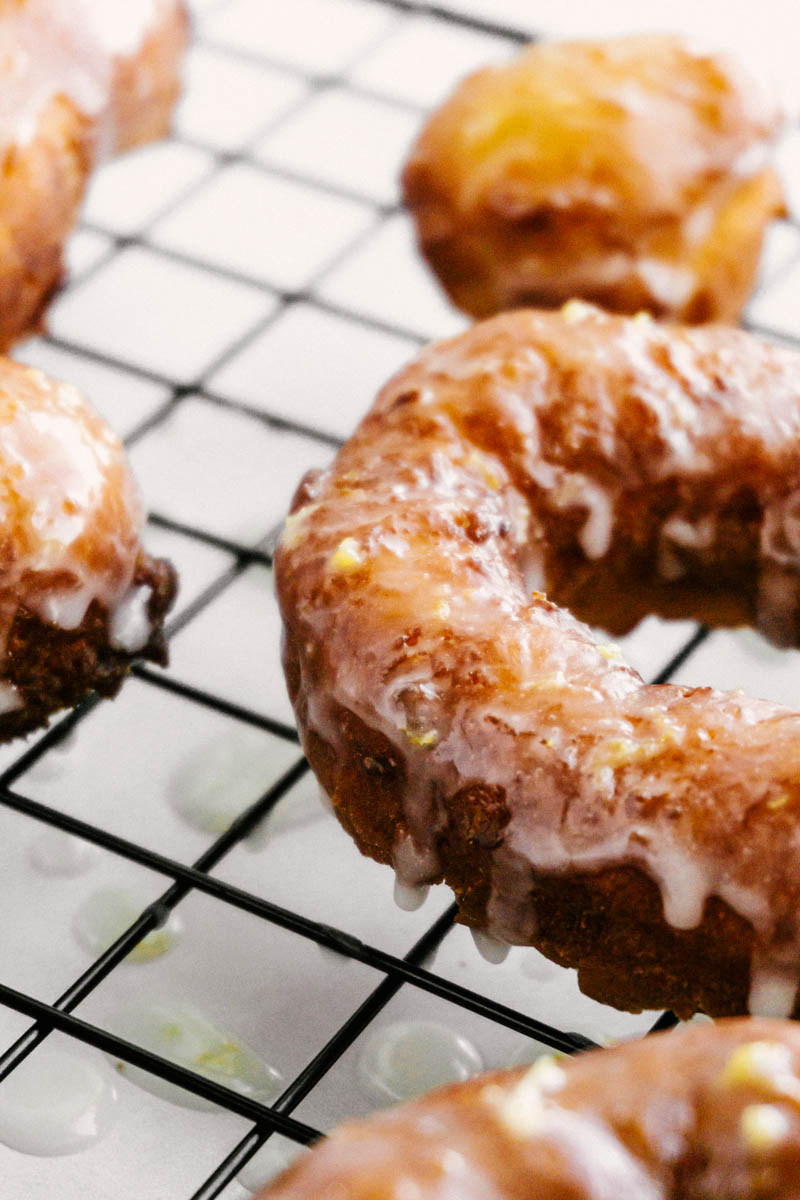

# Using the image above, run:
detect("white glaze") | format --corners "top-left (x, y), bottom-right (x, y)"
top-left (0, 0), bottom-right (166, 151)
top-left (393, 831), bottom-right (441, 887)
top-left (0, 363), bottom-right (145, 660)
top-left (542, 472), bottom-right (615, 561)
top-left (112, 1002), bottom-right (283, 1112)
top-left (357, 1021), bottom-right (484, 1106)
top-left (748, 970), bottom-right (799, 1019)
top-left (0, 1043), bottom-right (117, 1156)
top-left (109, 584), bottom-right (152, 653)
top-left (280, 305), bottom-right (800, 1018)
top-left (0, 682), bottom-right (21, 714)
top-left (635, 258), bottom-right (694, 308)
top-left (393, 877), bottom-right (429, 911)
top-left (470, 929), bottom-right (511, 964)
top-left (73, 885), bottom-right (183, 963)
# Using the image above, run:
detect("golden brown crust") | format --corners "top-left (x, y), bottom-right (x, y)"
top-left (260, 1020), bottom-right (800, 1199)
top-left (403, 35), bottom-right (785, 323)
top-left (0, 96), bottom-right (93, 352)
top-left (276, 305), bottom-right (800, 1018)
top-left (0, 0), bottom-right (188, 353)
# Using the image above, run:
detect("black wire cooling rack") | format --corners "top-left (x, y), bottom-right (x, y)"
top-left (1, 1), bottom-right (800, 1196)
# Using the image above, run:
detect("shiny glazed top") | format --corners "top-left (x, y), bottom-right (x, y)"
top-left (0, 358), bottom-right (144, 649)
top-left (261, 1019), bottom-right (800, 1200)
top-left (402, 34), bottom-right (785, 323)
top-left (407, 34), bottom-right (781, 224)
top-left (276, 305), bottom-right (800, 1016)
top-left (0, 0), bottom-right (166, 150)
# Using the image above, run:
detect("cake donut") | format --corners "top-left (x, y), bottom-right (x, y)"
top-left (259, 1019), bottom-right (800, 1199)
top-left (403, 35), bottom-right (785, 323)
top-left (0, 357), bottom-right (175, 742)
top-left (276, 303), bottom-right (800, 1020)
top-left (0, 0), bottom-right (188, 351)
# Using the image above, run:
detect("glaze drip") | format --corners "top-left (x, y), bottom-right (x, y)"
top-left (276, 305), bottom-right (800, 1016)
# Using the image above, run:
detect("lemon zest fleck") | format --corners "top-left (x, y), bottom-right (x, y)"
top-left (328, 537), bottom-right (365, 573)
top-left (405, 728), bottom-right (438, 748)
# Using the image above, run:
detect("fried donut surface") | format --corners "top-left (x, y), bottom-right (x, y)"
top-left (0, 357), bottom-right (175, 741)
top-left (260, 1019), bottom-right (800, 1199)
top-left (0, 0), bottom-right (188, 350)
top-left (276, 305), bottom-right (800, 1019)
top-left (403, 35), bottom-right (784, 323)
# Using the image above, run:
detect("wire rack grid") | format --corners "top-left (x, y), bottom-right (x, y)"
top-left (1, 0), bottom-right (800, 1196)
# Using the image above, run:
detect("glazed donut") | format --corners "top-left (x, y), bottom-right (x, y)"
top-left (0, 0), bottom-right (188, 351)
top-left (402, 35), bottom-right (785, 323)
top-left (259, 1019), bottom-right (800, 1199)
top-left (0, 357), bottom-right (175, 742)
top-left (276, 303), bottom-right (800, 1020)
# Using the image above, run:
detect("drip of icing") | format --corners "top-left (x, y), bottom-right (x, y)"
top-left (0, 1043), bottom-right (117, 1156)
top-left (112, 1002), bottom-right (283, 1112)
top-left (662, 514), bottom-right (715, 549)
top-left (29, 830), bottom-right (97, 877)
top-left (238, 1136), bottom-right (308, 1194)
top-left (471, 929), bottom-right (511, 964)
top-left (0, 682), bottom-right (20, 715)
top-left (635, 257), bottom-right (694, 308)
top-left (285, 306), bottom-right (800, 1016)
top-left (73, 885), bottom-right (182, 962)
top-left (357, 1021), bottom-right (483, 1106)
top-left (748, 969), bottom-right (799, 1018)
top-left (393, 877), bottom-right (429, 911)
top-left (547, 473), bottom-right (615, 560)
top-left (392, 831), bottom-right (440, 887)
top-left (109, 584), bottom-right (152, 653)
top-left (648, 846), bottom-right (709, 930)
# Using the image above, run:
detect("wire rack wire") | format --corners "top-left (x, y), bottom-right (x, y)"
top-left (1, 1), bottom-right (800, 1196)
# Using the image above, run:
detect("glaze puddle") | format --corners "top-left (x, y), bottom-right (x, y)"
top-left (29, 829), bottom-right (97, 877)
top-left (170, 728), bottom-right (321, 850)
top-left (73, 885), bottom-right (182, 962)
top-left (357, 1020), bottom-right (483, 1105)
top-left (112, 1002), bottom-right (283, 1111)
top-left (0, 1043), bottom-right (117, 1156)
top-left (24, 727), bottom-right (81, 783)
